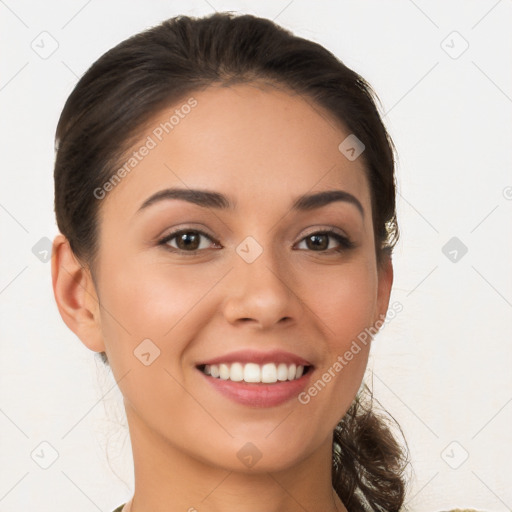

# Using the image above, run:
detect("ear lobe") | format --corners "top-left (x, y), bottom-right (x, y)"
top-left (51, 234), bottom-right (105, 353)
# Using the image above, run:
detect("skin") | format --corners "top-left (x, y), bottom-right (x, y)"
top-left (52, 82), bottom-right (393, 512)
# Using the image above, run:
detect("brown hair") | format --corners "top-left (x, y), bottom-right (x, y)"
top-left (54, 12), bottom-right (409, 510)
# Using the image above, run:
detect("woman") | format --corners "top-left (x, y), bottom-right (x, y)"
top-left (51, 11), bottom-right (409, 512)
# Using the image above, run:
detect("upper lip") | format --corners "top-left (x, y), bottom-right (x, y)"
top-left (197, 349), bottom-right (313, 367)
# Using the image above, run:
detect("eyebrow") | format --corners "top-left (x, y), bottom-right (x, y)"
top-left (136, 187), bottom-right (364, 217)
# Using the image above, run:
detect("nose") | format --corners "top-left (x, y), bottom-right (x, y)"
top-left (221, 242), bottom-right (301, 330)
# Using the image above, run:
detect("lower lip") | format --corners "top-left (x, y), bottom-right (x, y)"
top-left (199, 369), bottom-right (313, 408)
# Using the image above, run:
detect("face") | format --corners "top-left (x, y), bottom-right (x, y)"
top-left (85, 82), bottom-right (392, 472)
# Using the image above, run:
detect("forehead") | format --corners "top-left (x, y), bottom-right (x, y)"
top-left (99, 82), bottom-right (371, 222)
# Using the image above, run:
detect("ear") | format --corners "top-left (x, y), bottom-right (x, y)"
top-left (375, 253), bottom-right (394, 324)
top-left (51, 234), bottom-right (105, 353)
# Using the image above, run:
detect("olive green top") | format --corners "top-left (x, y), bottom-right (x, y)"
top-left (112, 506), bottom-right (125, 512)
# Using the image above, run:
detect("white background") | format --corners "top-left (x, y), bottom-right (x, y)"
top-left (1, 1), bottom-right (511, 511)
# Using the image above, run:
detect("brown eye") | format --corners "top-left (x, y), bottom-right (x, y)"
top-left (175, 231), bottom-right (201, 250)
top-left (159, 229), bottom-right (217, 252)
top-left (306, 233), bottom-right (329, 251)
top-left (296, 230), bottom-right (354, 253)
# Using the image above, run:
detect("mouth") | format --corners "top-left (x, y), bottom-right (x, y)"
top-left (197, 362), bottom-right (313, 383)
top-left (195, 350), bottom-right (315, 407)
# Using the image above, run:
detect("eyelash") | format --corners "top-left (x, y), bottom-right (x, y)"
top-left (157, 228), bottom-right (355, 255)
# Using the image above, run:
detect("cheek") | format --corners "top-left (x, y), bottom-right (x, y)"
top-left (296, 259), bottom-right (377, 419)
top-left (302, 258), bottom-right (379, 345)
top-left (95, 260), bottom-right (215, 420)
top-left (96, 256), bottom-right (219, 361)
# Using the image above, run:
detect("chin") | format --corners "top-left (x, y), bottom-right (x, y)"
top-left (200, 432), bottom-right (322, 474)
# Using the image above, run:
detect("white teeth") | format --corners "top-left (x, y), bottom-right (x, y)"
top-left (277, 363), bottom-right (288, 381)
top-left (219, 364), bottom-right (230, 380)
top-left (230, 362), bottom-right (243, 382)
top-left (202, 362), bottom-right (307, 383)
top-left (244, 363), bottom-right (261, 383)
top-left (261, 363), bottom-right (277, 383)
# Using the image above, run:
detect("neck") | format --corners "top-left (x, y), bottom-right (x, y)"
top-left (122, 403), bottom-right (348, 512)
